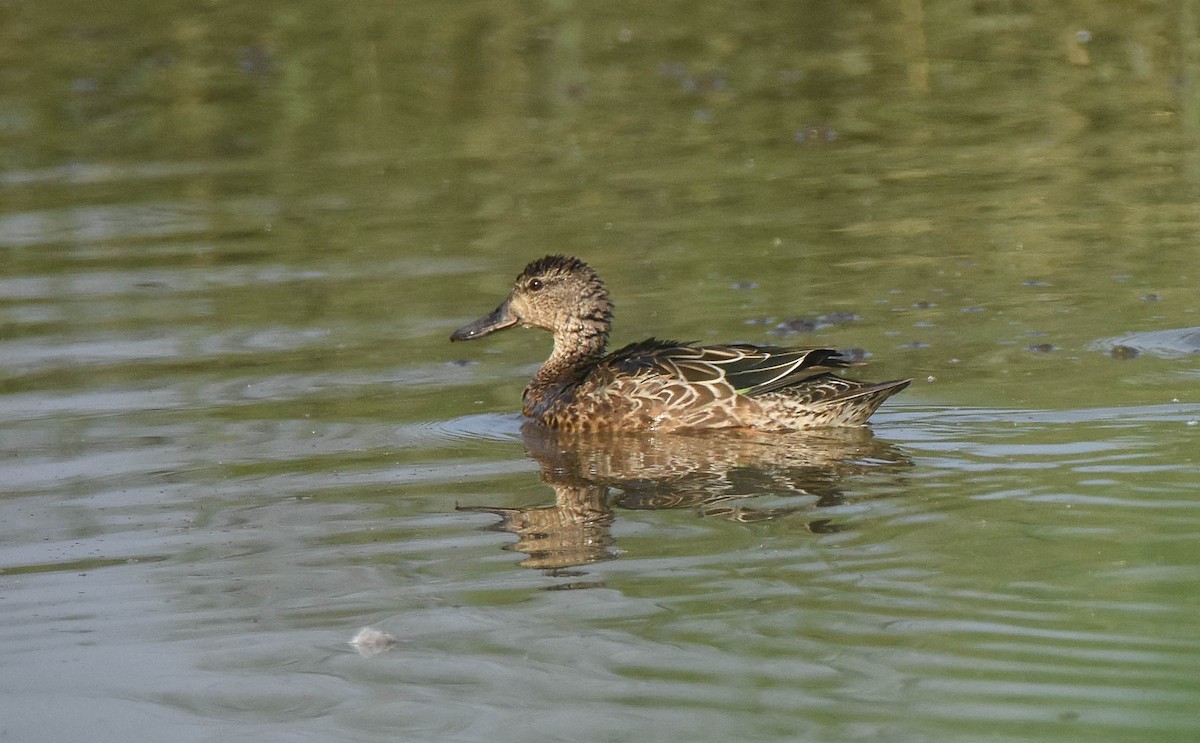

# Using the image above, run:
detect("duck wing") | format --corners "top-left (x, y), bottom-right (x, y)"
top-left (605, 339), bottom-right (850, 397)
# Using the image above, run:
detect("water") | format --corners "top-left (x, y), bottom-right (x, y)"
top-left (3, 2), bottom-right (1200, 741)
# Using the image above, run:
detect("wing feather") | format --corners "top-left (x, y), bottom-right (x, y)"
top-left (602, 339), bottom-right (851, 397)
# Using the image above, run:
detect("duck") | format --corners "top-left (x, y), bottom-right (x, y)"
top-left (450, 255), bottom-right (909, 432)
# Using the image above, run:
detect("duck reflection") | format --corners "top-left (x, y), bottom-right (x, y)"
top-left (458, 423), bottom-right (911, 571)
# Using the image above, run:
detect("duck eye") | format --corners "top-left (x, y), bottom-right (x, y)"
top-left (527, 278), bottom-right (544, 291)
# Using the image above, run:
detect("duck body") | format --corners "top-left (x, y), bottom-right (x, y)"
top-left (451, 255), bottom-right (909, 432)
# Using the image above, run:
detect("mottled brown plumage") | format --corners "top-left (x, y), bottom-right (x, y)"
top-left (450, 255), bottom-right (909, 432)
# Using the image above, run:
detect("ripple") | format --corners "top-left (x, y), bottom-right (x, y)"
top-left (414, 413), bottom-right (525, 444)
top-left (1092, 326), bottom-right (1200, 359)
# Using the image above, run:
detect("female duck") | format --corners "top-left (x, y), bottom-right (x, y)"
top-left (451, 255), bottom-right (909, 432)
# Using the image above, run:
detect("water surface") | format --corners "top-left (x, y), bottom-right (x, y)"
top-left (3, 2), bottom-right (1200, 741)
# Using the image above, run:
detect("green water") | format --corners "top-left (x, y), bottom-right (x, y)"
top-left (2, 2), bottom-right (1200, 741)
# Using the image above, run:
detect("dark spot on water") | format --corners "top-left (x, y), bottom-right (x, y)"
top-left (1110, 345), bottom-right (1139, 360)
top-left (771, 317), bottom-right (818, 334)
top-left (146, 52), bottom-right (175, 69)
top-left (794, 125), bottom-right (837, 144)
top-left (214, 134), bottom-right (257, 157)
top-left (838, 347), bottom-right (869, 363)
top-left (545, 581), bottom-right (607, 591)
top-left (1141, 293), bottom-right (1162, 302)
top-left (1058, 710), bottom-right (1081, 722)
top-left (682, 73), bottom-right (727, 94)
top-left (913, 300), bottom-right (935, 309)
top-left (820, 311), bottom-right (859, 325)
top-left (660, 63), bottom-right (728, 95)
top-left (238, 44), bottom-right (274, 76)
top-left (447, 358), bottom-right (477, 367)
top-left (768, 312), bottom-right (859, 335)
top-left (659, 62), bottom-right (686, 78)
top-left (1028, 343), bottom-right (1056, 353)
top-left (806, 519), bottom-right (841, 534)
top-left (543, 567), bottom-right (586, 578)
top-left (64, 24), bottom-right (112, 41)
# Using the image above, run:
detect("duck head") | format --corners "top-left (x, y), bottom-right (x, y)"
top-left (450, 255), bottom-right (613, 346)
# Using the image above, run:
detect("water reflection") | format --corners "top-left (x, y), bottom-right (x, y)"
top-left (459, 423), bottom-right (911, 571)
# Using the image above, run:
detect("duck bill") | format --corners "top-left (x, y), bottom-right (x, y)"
top-left (450, 300), bottom-right (519, 341)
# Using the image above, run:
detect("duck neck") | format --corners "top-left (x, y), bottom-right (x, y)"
top-left (539, 319), bottom-right (608, 385)
top-left (525, 316), bottom-right (610, 415)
